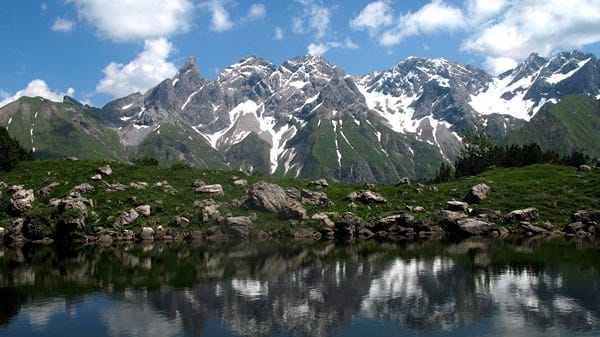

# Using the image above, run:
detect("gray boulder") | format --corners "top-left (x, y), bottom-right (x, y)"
top-left (334, 212), bottom-right (367, 237)
top-left (279, 201), bottom-right (308, 220)
top-left (173, 216), bottom-right (190, 227)
top-left (446, 200), bottom-right (469, 212)
top-left (505, 208), bottom-right (539, 223)
top-left (518, 222), bottom-right (548, 235)
top-left (301, 189), bottom-right (333, 207)
top-left (90, 174), bottom-right (102, 181)
top-left (309, 178), bottom-right (329, 189)
top-left (223, 216), bottom-right (253, 238)
top-left (196, 199), bottom-right (221, 223)
top-left (0, 181), bottom-right (7, 189)
top-left (396, 177), bottom-right (411, 185)
top-left (433, 210), bottom-right (468, 226)
top-left (571, 210), bottom-right (600, 224)
top-left (97, 165), bottom-right (113, 176)
top-left (139, 227), bottom-right (154, 241)
top-left (71, 183), bottom-right (94, 194)
top-left (37, 182), bottom-right (60, 196)
top-left (578, 165), bottom-right (592, 172)
top-left (105, 182), bottom-right (128, 193)
top-left (233, 179), bottom-right (248, 188)
top-left (464, 183), bottom-right (490, 204)
top-left (53, 192), bottom-right (93, 217)
top-left (289, 226), bottom-right (321, 240)
top-left (249, 181), bottom-right (289, 212)
top-left (10, 189), bottom-right (35, 212)
top-left (130, 182), bottom-right (149, 190)
top-left (113, 209), bottom-right (140, 228)
top-left (196, 184), bottom-right (224, 196)
top-left (455, 218), bottom-right (494, 236)
top-left (135, 205), bottom-right (151, 216)
top-left (358, 190), bottom-right (387, 204)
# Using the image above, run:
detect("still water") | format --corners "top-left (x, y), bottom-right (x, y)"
top-left (1, 238), bottom-right (599, 337)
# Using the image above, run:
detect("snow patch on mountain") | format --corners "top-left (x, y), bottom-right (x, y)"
top-left (545, 58), bottom-right (591, 84)
top-left (470, 73), bottom-right (538, 121)
top-left (356, 83), bottom-right (418, 133)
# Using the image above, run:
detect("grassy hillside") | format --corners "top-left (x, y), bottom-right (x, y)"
top-left (505, 95), bottom-right (600, 156)
top-left (0, 160), bottom-right (598, 238)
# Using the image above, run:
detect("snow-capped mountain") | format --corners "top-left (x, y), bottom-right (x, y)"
top-left (2, 50), bottom-right (600, 183)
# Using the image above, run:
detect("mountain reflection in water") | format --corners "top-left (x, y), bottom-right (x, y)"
top-left (0, 238), bottom-right (599, 337)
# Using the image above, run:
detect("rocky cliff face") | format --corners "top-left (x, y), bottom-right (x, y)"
top-left (2, 51), bottom-right (600, 183)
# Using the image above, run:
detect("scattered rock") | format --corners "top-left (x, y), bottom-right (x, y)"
top-left (396, 177), bottom-right (411, 185)
top-left (153, 181), bottom-right (177, 194)
top-left (455, 218), bottom-right (495, 236)
top-left (345, 191), bottom-right (359, 202)
top-left (301, 189), bottom-right (333, 207)
top-left (289, 226), bottom-right (321, 240)
top-left (105, 182), bottom-right (128, 193)
top-left (195, 184), bottom-right (224, 196)
top-left (518, 222), bottom-right (548, 235)
top-left (364, 183), bottom-right (376, 190)
top-left (464, 183), bottom-right (490, 204)
top-left (53, 192), bottom-right (93, 217)
top-left (197, 199), bottom-right (221, 223)
top-left (249, 181), bottom-right (289, 212)
top-left (312, 212), bottom-right (336, 228)
top-left (413, 206), bottom-right (425, 213)
top-left (139, 227), bottom-right (154, 241)
top-left (505, 208), bottom-right (539, 223)
top-left (173, 216), bottom-right (190, 227)
top-left (36, 182), bottom-right (60, 196)
top-left (333, 212), bottom-right (367, 238)
top-left (64, 156), bottom-right (79, 161)
top-left (578, 165), bottom-right (592, 172)
top-left (97, 165), bottom-right (113, 176)
top-left (10, 189), bottom-right (35, 213)
top-left (8, 218), bottom-right (25, 244)
top-left (285, 188), bottom-right (301, 201)
top-left (121, 230), bottom-right (135, 241)
top-left (0, 181), bottom-right (7, 189)
top-left (471, 208), bottom-right (503, 222)
top-left (193, 179), bottom-right (206, 188)
top-left (113, 209), bottom-right (139, 228)
top-left (96, 234), bottom-right (113, 244)
top-left (130, 182), bottom-right (148, 190)
top-left (357, 190), bottom-right (387, 204)
top-left (571, 210), bottom-right (600, 224)
top-left (9, 185), bottom-right (23, 193)
top-left (135, 205), bottom-right (151, 216)
top-left (90, 174), bottom-right (102, 181)
top-left (433, 210), bottom-right (468, 226)
top-left (309, 178), bottom-right (329, 189)
top-left (279, 201), bottom-right (308, 220)
top-left (233, 179), bottom-right (248, 188)
top-left (71, 183), bottom-right (94, 194)
top-left (358, 228), bottom-right (375, 239)
top-left (223, 216), bottom-right (252, 238)
top-left (446, 201), bottom-right (469, 212)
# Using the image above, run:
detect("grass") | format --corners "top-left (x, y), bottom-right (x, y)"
top-left (0, 160), bottom-right (599, 237)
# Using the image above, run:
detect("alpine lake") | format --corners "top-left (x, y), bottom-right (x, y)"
top-left (1, 237), bottom-right (600, 337)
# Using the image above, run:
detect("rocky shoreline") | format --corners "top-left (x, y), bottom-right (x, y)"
top-left (1, 163), bottom-right (600, 246)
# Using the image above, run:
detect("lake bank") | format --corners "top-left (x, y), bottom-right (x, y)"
top-left (1, 160), bottom-right (600, 245)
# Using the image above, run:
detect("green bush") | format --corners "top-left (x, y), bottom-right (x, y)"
top-left (133, 157), bottom-right (159, 167)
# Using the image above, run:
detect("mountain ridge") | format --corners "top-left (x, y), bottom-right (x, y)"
top-left (2, 50), bottom-right (600, 183)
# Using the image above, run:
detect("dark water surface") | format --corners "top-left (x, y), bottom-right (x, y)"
top-left (1, 238), bottom-right (600, 337)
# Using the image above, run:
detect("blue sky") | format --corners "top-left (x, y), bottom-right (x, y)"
top-left (2, 0), bottom-right (600, 107)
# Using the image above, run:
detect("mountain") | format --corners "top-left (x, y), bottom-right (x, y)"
top-left (2, 50), bottom-right (600, 183)
top-left (505, 94), bottom-right (600, 156)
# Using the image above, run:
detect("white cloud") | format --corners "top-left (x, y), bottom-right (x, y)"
top-left (308, 43), bottom-right (329, 56)
top-left (247, 4), bottom-right (266, 20)
top-left (307, 38), bottom-right (359, 56)
top-left (96, 38), bottom-right (177, 98)
top-left (379, 0), bottom-right (465, 46)
top-left (201, 0), bottom-right (234, 32)
top-left (274, 26), bottom-right (284, 40)
top-left (350, 1), bottom-right (394, 36)
top-left (293, 0), bottom-right (331, 40)
top-left (462, 0), bottom-right (600, 68)
top-left (484, 56), bottom-right (519, 74)
top-left (465, 0), bottom-right (508, 24)
top-left (51, 17), bottom-right (74, 32)
top-left (66, 0), bottom-right (192, 41)
top-left (0, 80), bottom-right (75, 108)
top-left (41, 3), bottom-right (47, 11)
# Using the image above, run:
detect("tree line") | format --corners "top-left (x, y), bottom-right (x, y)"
top-left (0, 127), bottom-right (34, 172)
top-left (432, 131), bottom-right (593, 183)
